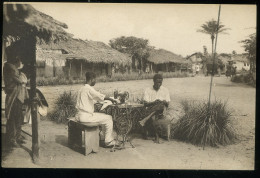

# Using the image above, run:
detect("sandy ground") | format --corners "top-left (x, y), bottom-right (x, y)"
top-left (1, 75), bottom-right (255, 169)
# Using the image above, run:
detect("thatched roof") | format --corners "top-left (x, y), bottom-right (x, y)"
top-left (231, 54), bottom-right (249, 63)
top-left (38, 38), bottom-right (131, 65)
top-left (147, 49), bottom-right (188, 64)
top-left (3, 4), bottom-right (70, 42)
top-left (218, 55), bottom-right (231, 64)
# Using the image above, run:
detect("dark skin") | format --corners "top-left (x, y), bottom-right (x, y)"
top-left (87, 78), bottom-right (118, 104)
top-left (141, 78), bottom-right (170, 143)
top-left (143, 78), bottom-right (169, 108)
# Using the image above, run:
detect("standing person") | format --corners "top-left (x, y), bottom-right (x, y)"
top-left (195, 64), bottom-right (200, 75)
top-left (75, 72), bottom-right (118, 147)
top-left (139, 74), bottom-right (170, 143)
top-left (4, 55), bottom-right (29, 147)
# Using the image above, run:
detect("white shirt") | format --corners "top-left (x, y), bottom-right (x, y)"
top-left (76, 84), bottom-right (105, 114)
top-left (143, 86), bottom-right (171, 103)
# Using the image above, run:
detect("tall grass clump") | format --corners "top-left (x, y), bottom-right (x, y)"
top-left (171, 99), bottom-right (237, 147)
top-left (49, 91), bottom-right (77, 123)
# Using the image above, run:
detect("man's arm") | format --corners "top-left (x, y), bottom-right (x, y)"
top-left (89, 88), bottom-right (117, 104)
top-left (104, 96), bottom-right (118, 104)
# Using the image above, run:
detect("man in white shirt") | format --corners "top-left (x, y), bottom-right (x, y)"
top-left (139, 74), bottom-right (170, 143)
top-left (75, 72), bottom-right (118, 147)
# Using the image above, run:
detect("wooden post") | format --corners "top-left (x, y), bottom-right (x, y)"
top-left (166, 63), bottom-right (169, 72)
top-left (30, 35), bottom-right (40, 163)
top-left (53, 59), bottom-right (56, 77)
top-left (69, 60), bottom-right (72, 78)
top-left (80, 61), bottom-right (83, 78)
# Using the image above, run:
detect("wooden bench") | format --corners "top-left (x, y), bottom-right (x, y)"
top-left (68, 118), bottom-right (100, 155)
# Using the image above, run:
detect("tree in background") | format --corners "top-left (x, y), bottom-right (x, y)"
top-left (109, 36), bottom-right (150, 73)
top-left (197, 19), bottom-right (230, 56)
top-left (240, 33), bottom-right (256, 73)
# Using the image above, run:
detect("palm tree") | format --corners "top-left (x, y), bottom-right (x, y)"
top-left (197, 19), bottom-right (230, 55)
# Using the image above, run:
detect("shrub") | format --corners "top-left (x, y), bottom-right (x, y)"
top-left (36, 72), bottom-right (189, 86)
top-left (48, 91), bottom-right (77, 123)
top-left (171, 99), bottom-right (237, 147)
top-left (231, 71), bottom-right (255, 87)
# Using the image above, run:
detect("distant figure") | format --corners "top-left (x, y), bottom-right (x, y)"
top-left (139, 74), bottom-right (170, 143)
top-left (195, 64), bottom-right (200, 75)
top-left (145, 64), bottom-right (150, 73)
top-left (3, 55), bottom-right (29, 148)
top-left (226, 64), bottom-right (236, 78)
top-left (75, 72), bottom-right (118, 147)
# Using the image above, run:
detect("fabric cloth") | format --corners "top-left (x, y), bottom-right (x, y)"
top-left (75, 111), bottom-right (113, 143)
top-left (76, 84), bottom-right (105, 114)
top-left (143, 86), bottom-right (170, 103)
top-left (23, 88), bottom-right (49, 124)
top-left (76, 84), bottom-right (113, 143)
top-left (3, 62), bottom-right (29, 120)
top-left (16, 72), bottom-right (29, 104)
top-left (6, 98), bottom-right (23, 143)
top-left (3, 62), bottom-right (22, 94)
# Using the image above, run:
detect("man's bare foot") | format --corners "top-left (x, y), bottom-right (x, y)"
top-left (139, 120), bottom-right (145, 127)
top-left (153, 138), bottom-right (161, 144)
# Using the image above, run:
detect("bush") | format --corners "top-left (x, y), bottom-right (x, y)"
top-left (231, 71), bottom-right (255, 87)
top-left (48, 91), bottom-right (77, 123)
top-left (36, 72), bottom-right (189, 86)
top-left (37, 76), bottom-right (84, 86)
top-left (171, 99), bottom-right (237, 147)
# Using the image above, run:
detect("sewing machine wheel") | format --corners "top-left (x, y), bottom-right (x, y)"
top-left (115, 114), bottom-right (132, 136)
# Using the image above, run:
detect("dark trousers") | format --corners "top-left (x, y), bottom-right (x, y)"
top-left (6, 98), bottom-right (23, 143)
top-left (143, 102), bottom-right (165, 137)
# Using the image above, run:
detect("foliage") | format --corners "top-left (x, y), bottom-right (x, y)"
top-left (240, 33), bottom-right (256, 72)
top-left (171, 99), bottom-right (237, 147)
top-left (197, 19), bottom-right (230, 54)
top-left (48, 91), bottom-right (77, 123)
top-left (36, 72), bottom-right (190, 86)
top-left (197, 19), bottom-right (230, 38)
top-left (37, 76), bottom-right (84, 86)
top-left (109, 36), bottom-right (151, 71)
top-left (231, 71), bottom-right (256, 87)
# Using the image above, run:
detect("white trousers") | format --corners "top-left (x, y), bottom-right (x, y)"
top-left (76, 111), bottom-right (113, 143)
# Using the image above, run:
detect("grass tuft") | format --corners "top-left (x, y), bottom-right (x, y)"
top-left (48, 91), bottom-right (77, 123)
top-left (171, 99), bottom-right (237, 147)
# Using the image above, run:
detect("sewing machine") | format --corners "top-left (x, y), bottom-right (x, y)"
top-left (114, 90), bottom-right (129, 104)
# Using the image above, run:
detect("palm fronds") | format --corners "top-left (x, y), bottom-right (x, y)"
top-left (171, 99), bottom-right (237, 147)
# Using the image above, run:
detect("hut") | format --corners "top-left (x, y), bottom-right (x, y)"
top-left (3, 3), bottom-right (70, 162)
top-left (218, 53), bottom-right (232, 74)
top-left (38, 38), bottom-right (131, 78)
top-left (230, 54), bottom-right (250, 72)
top-left (146, 49), bottom-right (189, 73)
top-left (186, 52), bottom-right (206, 74)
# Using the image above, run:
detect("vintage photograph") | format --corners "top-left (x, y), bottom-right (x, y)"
top-left (1, 2), bottom-right (256, 169)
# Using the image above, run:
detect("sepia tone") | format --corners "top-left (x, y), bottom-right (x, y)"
top-left (1, 3), bottom-right (256, 169)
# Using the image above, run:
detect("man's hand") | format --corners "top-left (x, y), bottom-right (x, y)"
top-left (162, 100), bottom-right (169, 107)
top-left (111, 99), bottom-right (118, 104)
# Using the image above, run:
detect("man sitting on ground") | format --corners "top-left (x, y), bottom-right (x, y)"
top-left (75, 72), bottom-right (118, 147)
top-left (139, 74), bottom-right (170, 143)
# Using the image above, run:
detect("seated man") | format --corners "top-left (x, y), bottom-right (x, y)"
top-left (139, 74), bottom-right (170, 143)
top-left (75, 72), bottom-right (118, 147)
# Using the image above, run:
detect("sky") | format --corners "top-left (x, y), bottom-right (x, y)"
top-left (29, 3), bottom-right (256, 57)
